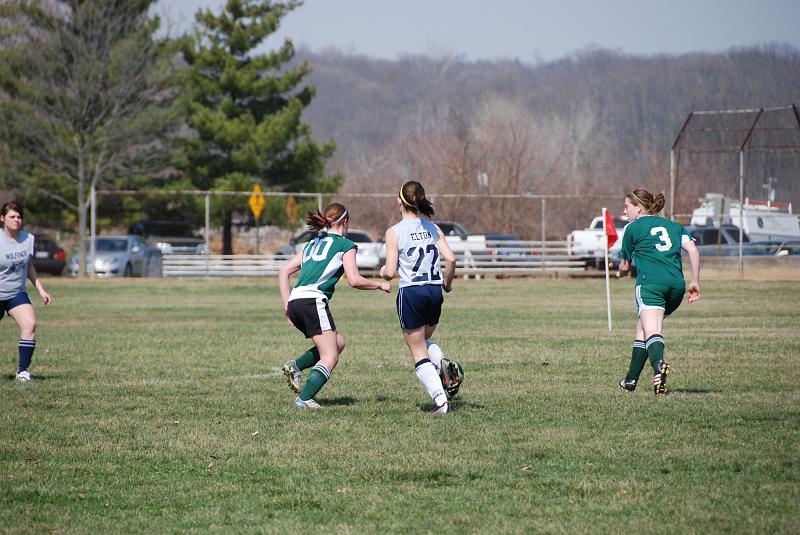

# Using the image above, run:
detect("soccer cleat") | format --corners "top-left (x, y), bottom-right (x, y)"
top-left (282, 360), bottom-right (302, 394)
top-left (652, 360), bottom-right (670, 395)
top-left (429, 401), bottom-right (449, 415)
top-left (439, 357), bottom-right (464, 398)
top-left (294, 397), bottom-right (321, 409)
top-left (16, 371), bottom-right (31, 382)
top-left (618, 379), bottom-right (637, 392)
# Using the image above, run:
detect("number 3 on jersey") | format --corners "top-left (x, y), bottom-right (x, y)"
top-left (650, 226), bottom-right (673, 252)
top-left (407, 244), bottom-right (441, 282)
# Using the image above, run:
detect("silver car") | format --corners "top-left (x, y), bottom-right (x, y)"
top-left (67, 235), bottom-right (162, 277)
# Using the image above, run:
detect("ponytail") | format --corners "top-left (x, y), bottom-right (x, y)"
top-left (652, 193), bottom-right (666, 214)
top-left (626, 188), bottom-right (665, 215)
top-left (400, 181), bottom-right (435, 218)
top-left (306, 202), bottom-right (349, 232)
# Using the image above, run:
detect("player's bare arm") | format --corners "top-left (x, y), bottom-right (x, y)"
top-left (682, 240), bottom-right (701, 302)
top-left (343, 249), bottom-right (390, 292)
top-left (618, 258), bottom-right (630, 277)
top-left (380, 228), bottom-right (399, 280)
top-left (278, 252), bottom-right (303, 320)
top-left (436, 227), bottom-right (456, 292)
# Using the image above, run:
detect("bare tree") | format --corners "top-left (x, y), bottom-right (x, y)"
top-left (0, 1), bottom-right (176, 275)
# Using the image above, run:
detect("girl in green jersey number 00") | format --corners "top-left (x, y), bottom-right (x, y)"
top-left (279, 203), bottom-right (390, 408)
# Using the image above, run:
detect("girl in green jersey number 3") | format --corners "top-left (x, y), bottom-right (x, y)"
top-left (279, 203), bottom-right (390, 409)
top-left (618, 188), bottom-right (701, 395)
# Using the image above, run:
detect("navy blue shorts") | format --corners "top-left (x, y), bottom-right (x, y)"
top-left (396, 285), bottom-right (443, 330)
top-left (0, 292), bottom-right (31, 320)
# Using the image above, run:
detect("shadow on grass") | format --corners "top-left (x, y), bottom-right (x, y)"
top-left (5, 374), bottom-right (58, 381)
top-left (323, 396), bottom-right (357, 406)
top-left (417, 400), bottom-right (486, 413)
top-left (670, 388), bottom-right (716, 395)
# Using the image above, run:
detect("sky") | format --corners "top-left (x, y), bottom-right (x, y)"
top-left (154, 0), bottom-right (800, 63)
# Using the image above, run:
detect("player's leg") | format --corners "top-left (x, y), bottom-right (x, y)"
top-left (636, 284), bottom-right (670, 395)
top-left (296, 330), bottom-right (340, 407)
top-left (640, 308), bottom-right (668, 394)
top-left (403, 326), bottom-right (448, 412)
top-left (620, 317), bottom-right (647, 391)
top-left (8, 299), bottom-right (36, 382)
top-left (424, 327), bottom-right (443, 369)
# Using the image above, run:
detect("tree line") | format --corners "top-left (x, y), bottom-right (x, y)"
top-left (0, 0), bottom-right (338, 271)
top-left (2, 1), bottom-right (798, 256)
top-left (298, 44), bottom-right (800, 239)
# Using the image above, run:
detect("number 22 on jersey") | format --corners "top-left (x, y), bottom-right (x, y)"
top-left (407, 245), bottom-right (440, 282)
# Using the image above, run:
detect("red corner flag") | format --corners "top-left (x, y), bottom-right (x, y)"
top-left (604, 209), bottom-right (618, 249)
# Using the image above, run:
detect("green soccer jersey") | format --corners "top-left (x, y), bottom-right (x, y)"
top-left (288, 233), bottom-right (357, 301)
top-left (619, 215), bottom-right (692, 288)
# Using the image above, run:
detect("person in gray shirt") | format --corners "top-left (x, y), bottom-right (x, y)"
top-left (0, 202), bottom-right (52, 382)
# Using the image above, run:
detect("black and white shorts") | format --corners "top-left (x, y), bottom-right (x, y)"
top-left (287, 297), bottom-right (336, 338)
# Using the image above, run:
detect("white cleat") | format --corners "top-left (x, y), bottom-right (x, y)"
top-left (16, 371), bottom-right (31, 383)
top-left (429, 401), bottom-right (449, 415)
top-left (294, 397), bottom-right (322, 409)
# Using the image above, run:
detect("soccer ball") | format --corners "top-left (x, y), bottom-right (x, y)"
top-left (439, 357), bottom-right (464, 397)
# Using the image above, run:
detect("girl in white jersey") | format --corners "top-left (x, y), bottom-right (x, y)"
top-left (380, 181), bottom-right (458, 414)
top-left (279, 203), bottom-right (390, 409)
top-left (0, 202), bottom-right (52, 382)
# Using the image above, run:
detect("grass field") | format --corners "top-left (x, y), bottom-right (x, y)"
top-left (1, 278), bottom-right (799, 534)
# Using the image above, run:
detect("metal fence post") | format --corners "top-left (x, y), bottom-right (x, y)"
top-left (90, 183), bottom-right (96, 279)
top-left (541, 196), bottom-right (546, 262)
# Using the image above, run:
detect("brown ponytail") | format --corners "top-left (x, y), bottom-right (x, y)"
top-left (306, 202), bottom-right (349, 232)
top-left (399, 181), bottom-right (435, 218)
top-left (626, 188), bottom-right (665, 215)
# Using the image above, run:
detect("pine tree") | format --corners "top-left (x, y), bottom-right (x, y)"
top-left (178, 0), bottom-right (342, 254)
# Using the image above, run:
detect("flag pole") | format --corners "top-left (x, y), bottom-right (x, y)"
top-left (603, 207), bottom-right (612, 332)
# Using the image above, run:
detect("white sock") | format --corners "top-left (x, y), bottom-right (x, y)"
top-left (425, 340), bottom-right (444, 370)
top-left (415, 359), bottom-right (447, 406)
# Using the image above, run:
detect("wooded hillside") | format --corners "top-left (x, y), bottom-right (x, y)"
top-left (295, 45), bottom-right (800, 237)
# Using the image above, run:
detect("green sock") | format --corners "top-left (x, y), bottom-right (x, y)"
top-left (625, 340), bottom-right (648, 382)
top-left (295, 347), bottom-right (320, 370)
top-left (299, 364), bottom-right (330, 401)
top-left (646, 335), bottom-right (665, 370)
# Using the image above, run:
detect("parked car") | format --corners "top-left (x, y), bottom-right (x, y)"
top-left (67, 235), bottom-right (162, 277)
top-left (685, 225), bottom-right (769, 256)
top-left (32, 235), bottom-right (66, 275)
top-left (128, 220), bottom-right (206, 255)
top-left (485, 234), bottom-right (529, 263)
top-left (275, 229), bottom-right (386, 269)
top-left (567, 215), bottom-right (628, 269)
top-left (433, 220), bottom-right (487, 257)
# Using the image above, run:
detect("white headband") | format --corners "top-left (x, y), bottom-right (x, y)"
top-left (331, 210), bottom-right (348, 225)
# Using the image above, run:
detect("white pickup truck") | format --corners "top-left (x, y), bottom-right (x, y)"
top-left (566, 215), bottom-right (627, 268)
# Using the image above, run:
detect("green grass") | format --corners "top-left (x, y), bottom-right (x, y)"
top-left (1, 278), bottom-right (799, 534)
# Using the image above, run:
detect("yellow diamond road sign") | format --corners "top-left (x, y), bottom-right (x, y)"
top-left (249, 184), bottom-right (265, 219)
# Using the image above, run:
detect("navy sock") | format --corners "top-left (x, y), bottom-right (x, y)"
top-left (18, 339), bottom-right (36, 373)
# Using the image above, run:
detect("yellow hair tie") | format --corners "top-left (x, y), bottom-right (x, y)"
top-left (630, 192), bottom-right (648, 208)
top-left (399, 187), bottom-right (415, 208)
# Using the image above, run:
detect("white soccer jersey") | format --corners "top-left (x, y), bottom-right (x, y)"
top-left (0, 230), bottom-right (33, 300)
top-left (392, 218), bottom-right (443, 288)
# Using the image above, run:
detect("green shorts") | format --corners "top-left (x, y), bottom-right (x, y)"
top-left (635, 284), bottom-right (684, 316)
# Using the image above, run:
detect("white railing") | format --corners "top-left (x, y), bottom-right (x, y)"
top-left (162, 241), bottom-right (591, 277)
top-left (162, 255), bottom-right (285, 277)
